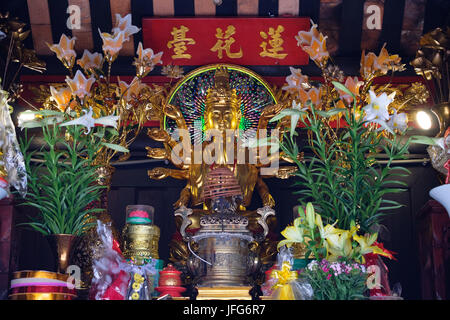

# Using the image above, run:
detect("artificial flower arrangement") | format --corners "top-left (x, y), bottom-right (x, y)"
top-left (33, 13), bottom-right (171, 180)
top-left (411, 27), bottom-right (449, 110)
top-left (0, 12), bottom-right (45, 200)
top-left (275, 203), bottom-right (396, 300)
top-left (265, 20), bottom-right (425, 299)
top-left (270, 20), bottom-right (427, 233)
top-left (17, 109), bottom-right (121, 236)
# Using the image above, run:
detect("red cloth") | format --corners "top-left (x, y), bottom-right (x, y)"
top-left (101, 270), bottom-right (130, 300)
top-left (364, 242), bottom-right (396, 297)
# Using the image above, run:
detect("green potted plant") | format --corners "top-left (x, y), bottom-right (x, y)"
top-left (17, 109), bottom-right (126, 273)
top-left (273, 94), bottom-right (411, 233)
top-left (271, 20), bottom-right (425, 235)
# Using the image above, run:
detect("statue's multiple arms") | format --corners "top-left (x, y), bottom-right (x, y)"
top-left (148, 167), bottom-right (189, 180)
top-left (173, 185), bottom-right (192, 208)
top-left (255, 176), bottom-right (275, 208)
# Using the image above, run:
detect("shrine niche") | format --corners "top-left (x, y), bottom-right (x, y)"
top-left (145, 64), bottom-right (293, 297)
top-left (1, 0), bottom-right (449, 305)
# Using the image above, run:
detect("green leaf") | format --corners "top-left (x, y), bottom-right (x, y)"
top-left (332, 81), bottom-right (355, 100)
top-left (316, 108), bottom-right (347, 118)
top-left (106, 127), bottom-right (119, 136)
top-left (410, 135), bottom-right (441, 146)
top-left (269, 108), bottom-right (306, 123)
top-left (101, 142), bottom-right (129, 153)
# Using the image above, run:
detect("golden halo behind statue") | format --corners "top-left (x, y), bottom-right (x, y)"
top-left (164, 64), bottom-right (278, 145)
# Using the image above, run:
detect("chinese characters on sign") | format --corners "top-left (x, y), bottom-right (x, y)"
top-left (142, 18), bottom-right (310, 65)
top-left (260, 25), bottom-right (288, 59)
top-left (210, 25), bottom-right (243, 59)
top-left (167, 25), bottom-right (196, 59)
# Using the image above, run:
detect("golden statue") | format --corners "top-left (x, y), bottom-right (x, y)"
top-left (146, 65), bottom-right (294, 285)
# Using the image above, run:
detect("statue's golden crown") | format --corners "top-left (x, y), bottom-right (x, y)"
top-left (205, 67), bottom-right (241, 111)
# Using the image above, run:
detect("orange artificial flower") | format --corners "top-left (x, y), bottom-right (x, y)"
top-left (376, 45), bottom-right (402, 73)
top-left (50, 86), bottom-right (72, 112)
top-left (337, 77), bottom-right (363, 104)
top-left (77, 50), bottom-right (103, 72)
top-left (134, 42), bottom-right (163, 76)
top-left (65, 70), bottom-right (95, 100)
top-left (47, 34), bottom-right (77, 69)
top-left (137, 42), bottom-right (163, 65)
top-left (360, 45), bottom-right (403, 78)
top-left (298, 87), bottom-right (323, 108)
top-left (161, 65), bottom-right (184, 79)
top-left (282, 67), bottom-right (310, 95)
top-left (295, 21), bottom-right (329, 64)
top-left (302, 38), bottom-right (329, 63)
top-left (295, 21), bottom-right (322, 46)
top-left (112, 13), bottom-right (140, 41)
top-left (99, 29), bottom-right (125, 60)
top-left (360, 51), bottom-right (377, 78)
top-left (117, 77), bottom-right (147, 103)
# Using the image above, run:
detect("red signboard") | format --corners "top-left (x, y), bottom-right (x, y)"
top-left (142, 17), bottom-right (310, 66)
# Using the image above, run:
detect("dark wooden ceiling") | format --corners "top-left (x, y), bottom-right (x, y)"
top-left (1, 0), bottom-right (449, 77)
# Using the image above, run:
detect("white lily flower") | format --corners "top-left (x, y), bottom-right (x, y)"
top-left (60, 107), bottom-right (119, 134)
top-left (289, 100), bottom-right (309, 137)
top-left (387, 110), bottom-right (408, 132)
top-left (363, 90), bottom-right (392, 122)
top-left (95, 114), bottom-right (120, 129)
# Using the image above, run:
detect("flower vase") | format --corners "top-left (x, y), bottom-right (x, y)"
top-left (46, 234), bottom-right (78, 274)
top-left (71, 165), bottom-right (119, 288)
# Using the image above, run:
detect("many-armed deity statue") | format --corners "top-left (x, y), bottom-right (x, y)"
top-left (146, 65), bottom-right (293, 293)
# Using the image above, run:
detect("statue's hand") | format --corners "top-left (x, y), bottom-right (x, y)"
top-left (164, 104), bottom-right (183, 120)
top-left (148, 167), bottom-right (169, 179)
top-left (262, 192), bottom-right (275, 208)
top-left (147, 128), bottom-right (170, 142)
top-left (146, 147), bottom-right (168, 159)
top-left (173, 187), bottom-right (191, 208)
top-left (173, 191), bottom-right (190, 208)
top-left (261, 103), bottom-right (284, 119)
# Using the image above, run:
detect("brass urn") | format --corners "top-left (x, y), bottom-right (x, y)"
top-left (122, 224), bottom-right (160, 263)
top-left (122, 205), bottom-right (160, 265)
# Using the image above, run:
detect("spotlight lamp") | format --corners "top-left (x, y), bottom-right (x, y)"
top-left (411, 27), bottom-right (449, 137)
top-left (411, 104), bottom-right (449, 136)
top-left (430, 103), bottom-right (450, 137)
top-left (416, 110), bottom-right (433, 130)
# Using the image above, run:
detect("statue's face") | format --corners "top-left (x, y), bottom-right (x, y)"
top-left (205, 105), bottom-right (240, 131)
